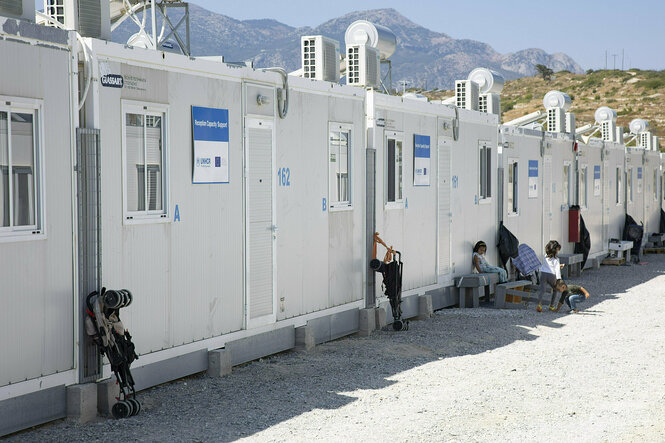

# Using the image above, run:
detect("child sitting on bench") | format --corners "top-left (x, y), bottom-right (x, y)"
top-left (472, 241), bottom-right (507, 283)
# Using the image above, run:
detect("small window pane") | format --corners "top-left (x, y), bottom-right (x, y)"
top-left (146, 115), bottom-right (163, 211)
top-left (563, 164), bottom-right (569, 206)
top-left (396, 140), bottom-right (403, 200)
top-left (0, 112), bottom-right (8, 227)
top-left (125, 113), bottom-right (145, 212)
top-left (339, 131), bottom-right (349, 203)
top-left (387, 138), bottom-right (395, 202)
top-left (11, 113), bottom-right (35, 226)
top-left (616, 168), bottom-right (621, 204)
top-left (329, 131), bottom-right (339, 203)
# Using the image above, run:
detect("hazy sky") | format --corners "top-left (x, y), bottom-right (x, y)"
top-left (189, 0), bottom-right (665, 70)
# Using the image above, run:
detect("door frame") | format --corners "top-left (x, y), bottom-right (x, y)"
top-left (243, 117), bottom-right (277, 329)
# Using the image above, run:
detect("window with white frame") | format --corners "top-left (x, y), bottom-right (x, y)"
top-left (329, 123), bottom-right (352, 208)
top-left (0, 103), bottom-right (42, 236)
top-left (563, 162), bottom-right (571, 207)
top-left (616, 167), bottom-right (622, 205)
top-left (123, 103), bottom-right (168, 221)
top-left (479, 142), bottom-right (491, 200)
top-left (627, 168), bottom-right (633, 203)
top-left (507, 159), bottom-right (518, 214)
top-left (386, 134), bottom-right (403, 203)
top-left (579, 166), bottom-right (588, 208)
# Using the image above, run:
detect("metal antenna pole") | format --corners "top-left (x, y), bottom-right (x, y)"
top-left (612, 54), bottom-right (617, 70)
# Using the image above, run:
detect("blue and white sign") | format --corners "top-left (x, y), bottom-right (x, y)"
top-left (528, 160), bottom-right (538, 198)
top-left (594, 165), bottom-right (601, 196)
top-left (192, 106), bottom-right (229, 184)
top-left (413, 134), bottom-right (430, 186)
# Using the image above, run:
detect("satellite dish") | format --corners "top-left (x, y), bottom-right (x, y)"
top-left (468, 68), bottom-right (504, 94)
top-left (594, 106), bottom-right (617, 123)
top-left (543, 90), bottom-right (571, 111)
top-left (344, 20), bottom-right (396, 60)
top-left (629, 118), bottom-right (649, 134)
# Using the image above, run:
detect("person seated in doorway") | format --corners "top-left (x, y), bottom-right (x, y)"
top-left (472, 241), bottom-right (507, 283)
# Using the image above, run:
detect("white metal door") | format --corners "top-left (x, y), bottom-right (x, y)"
top-left (437, 138), bottom-right (451, 276)
top-left (245, 118), bottom-right (275, 327)
top-left (543, 155), bottom-right (552, 243)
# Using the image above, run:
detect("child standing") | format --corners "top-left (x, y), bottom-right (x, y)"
top-left (472, 241), bottom-right (508, 283)
top-left (557, 283), bottom-right (590, 313)
top-left (536, 240), bottom-right (564, 312)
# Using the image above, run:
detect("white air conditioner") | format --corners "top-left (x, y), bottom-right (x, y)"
top-left (615, 127), bottom-right (624, 144)
top-left (479, 93), bottom-right (500, 116)
top-left (455, 80), bottom-right (479, 111)
top-left (601, 121), bottom-right (617, 142)
top-left (546, 108), bottom-right (565, 132)
top-left (638, 132), bottom-right (653, 150)
top-left (44, 0), bottom-right (110, 39)
top-left (0, 0), bottom-right (34, 21)
top-left (346, 44), bottom-right (381, 88)
top-left (565, 112), bottom-right (576, 134)
top-left (653, 135), bottom-right (659, 151)
top-left (301, 35), bottom-right (340, 83)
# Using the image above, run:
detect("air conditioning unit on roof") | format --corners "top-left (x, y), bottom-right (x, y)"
top-left (543, 90), bottom-right (571, 133)
top-left (301, 35), bottom-right (340, 83)
top-left (479, 93), bottom-right (500, 115)
top-left (455, 80), bottom-right (479, 111)
top-left (346, 44), bottom-right (381, 88)
top-left (43, 0), bottom-right (110, 39)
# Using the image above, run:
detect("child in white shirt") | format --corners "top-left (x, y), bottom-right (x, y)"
top-left (536, 240), bottom-right (564, 312)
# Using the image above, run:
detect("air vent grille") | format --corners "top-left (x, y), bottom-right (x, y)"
top-left (45, 0), bottom-right (65, 26)
top-left (347, 46), bottom-right (359, 84)
top-left (302, 38), bottom-right (316, 79)
top-left (78, 0), bottom-right (101, 37)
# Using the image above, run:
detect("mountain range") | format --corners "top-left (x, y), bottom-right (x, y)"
top-left (111, 5), bottom-right (584, 90)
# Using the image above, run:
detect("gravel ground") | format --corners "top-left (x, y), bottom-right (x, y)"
top-left (7, 254), bottom-right (665, 442)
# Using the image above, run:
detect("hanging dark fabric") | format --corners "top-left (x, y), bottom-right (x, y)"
top-left (497, 221), bottom-right (519, 269)
top-left (622, 213), bottom-right (643, 261)
top-left (660, 208), bottom-right (665, 234)
top-left (574, 214), bottom-right (591, 269)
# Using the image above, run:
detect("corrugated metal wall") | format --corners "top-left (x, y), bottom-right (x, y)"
top-left (0, 37), bottom-right (74, 387)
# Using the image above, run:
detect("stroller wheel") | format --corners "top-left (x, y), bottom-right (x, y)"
top-left (128, 398), bottom-right (141, 416)
top-left (103, 290), bottom-right (122, 309)
top-left (122, 289), bottom-right (133, 307)
top-left (392, 320), bottom-right (403, 331)
top-left (111, 400), bottom-right (131, 419)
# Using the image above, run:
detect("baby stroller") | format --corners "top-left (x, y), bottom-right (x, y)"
top-left (511, 244), bottom-right (541, 284)
top-left (370, 232), bottom-right (408, 331)
top-left (85, 287), bottom-right (140, 419)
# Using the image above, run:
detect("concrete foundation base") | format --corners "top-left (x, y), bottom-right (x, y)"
top-left (66, 383), bottom-right (97, 423)
top-left (97, 378), bottom-right (119, 417)
top-left (208, 349), bottom-right (232, 377)
top-left (357, 308), bottom-right (376, 336)
top-left (375, 306), bottom-right (387, 329)
top-left (295, 325), bottom-right (315, 351)
top-left (417, 294), bottom-right (433, 320)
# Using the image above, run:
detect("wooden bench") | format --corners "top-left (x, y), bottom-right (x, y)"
top-left (558, 253), bottom-right (583, 279)
top-left (494, 280), bottom-right (535, 309)
top-left (454, 273), bottom-right (499, 308)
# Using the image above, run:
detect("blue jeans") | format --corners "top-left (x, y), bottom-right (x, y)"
top-left (568, 294), bottom-right (585, 310)
top-left (479, 264), bottom-right (508, 283)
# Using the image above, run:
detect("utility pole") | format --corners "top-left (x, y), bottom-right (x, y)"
top-left (399, 80), bottom-right (409, 95)
top-left (612, 54), bottom-right (618, 70)
top-left (605, 50), bottom-right (607, 70)
top-left (621, 49), bottom-right (624, 71)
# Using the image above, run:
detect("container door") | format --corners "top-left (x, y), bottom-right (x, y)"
top-left (543, 155), bottom-right (552, 244)
top-left (437, 137), bottom-right (451, 276)
top-left (244, 118), bottom-right (275, 328)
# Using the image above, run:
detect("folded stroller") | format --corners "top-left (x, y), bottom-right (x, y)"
top-left (511, 244), bottom-right (541, 284)
top-left (85, 288), bottom-right (140, 419)
top-left (370, 232), bottom-right (407, 331)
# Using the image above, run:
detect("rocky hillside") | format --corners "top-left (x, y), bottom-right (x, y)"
top-left (111, 5), bottom-right (582, 89)
top-left (425, 69), bottom-right (665, 143)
